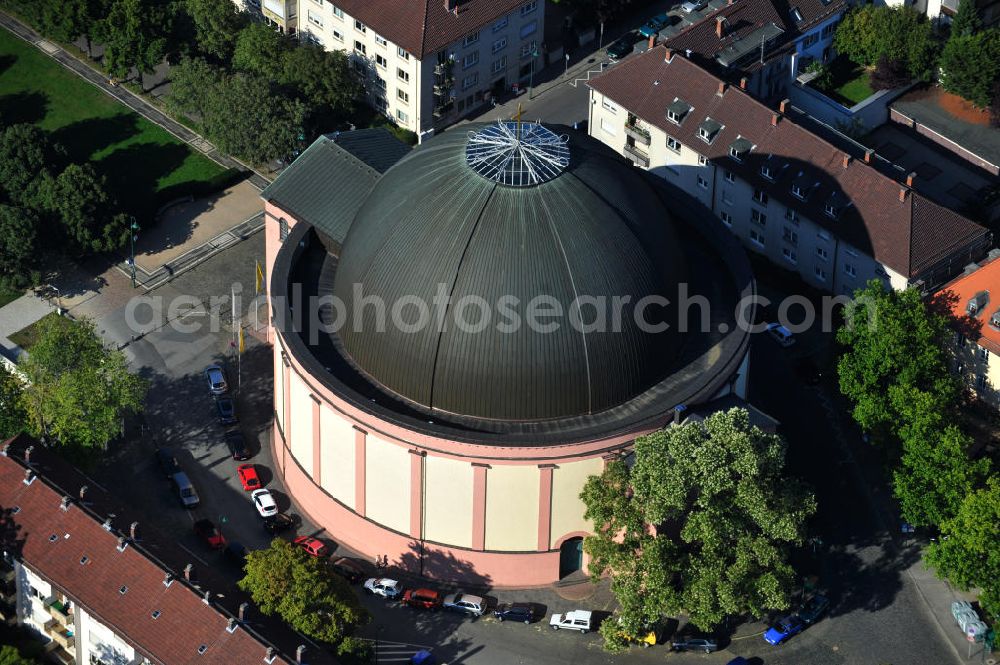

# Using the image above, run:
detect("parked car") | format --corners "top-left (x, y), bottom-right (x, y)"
top-left (204, 364), bottom-right (228, 394)
top-left (330, 557), bottom-right (365, 584)
top-left (237, 464), bottom-right (262, 491)
top-left (364, 578), bottom-right (403, 599)
top-left (766, 322), bottom-right (796, 347)
top-left (155, 448), bottom-right (179, 477)
top-left (671, 637), bottom-right (718, 653)
top-left (193, 519), bottom-right (225, 549)
top-left (606, 32), bottom-right (638, 61)
top-left (494, 602), bottom-right (536, 624)
top-left (403, 588), bottom-right (443, 610)
top-left (638, 13), bottom-right (669, 37)
top-left (170, 471), bottom-right (199, 509)
top-left (215, 397), bottom-right (237, 425)
top-left (549, 610), bottom-right (592, 633)
top-left (224, 541), bottom-right (249, 567)
top-left (797, 594), bottom-right (830, 624)
top-left (764, 615), bottom-right (805, 645)
top-left (680, 0), bottom-right (708, 12)
top-left (262, 513), bottom-right (296, 534)
top-left (225, 428), bottom-right (251, 461)
top-left (293, 535), bottom-right (329, 558)
top-left (443, 592), bottom-right (486, 616)
top-left (251, 489), bottom-right (278, 517)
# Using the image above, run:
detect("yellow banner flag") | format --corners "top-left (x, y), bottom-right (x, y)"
top-left (255, 261), bottom-right (264, 295)
top-left (239, 327), bottom-right (245, 354)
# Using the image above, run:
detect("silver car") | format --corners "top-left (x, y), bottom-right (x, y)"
top-left (204, 365), bottom-right (228, 395)
top-left (443, 592), bottom-right (485, 616)
top-left (681, 0), bottom-right (708, 12)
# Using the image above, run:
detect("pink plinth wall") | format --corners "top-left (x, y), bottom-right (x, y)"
top-left (271, 422), bottom-right (566, 588)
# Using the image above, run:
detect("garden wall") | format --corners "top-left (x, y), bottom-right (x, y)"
top-left (788, 81), bottom-right (913, 133)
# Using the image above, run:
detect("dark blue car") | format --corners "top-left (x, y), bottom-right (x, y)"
top-left (638, 14), bottom-right (669, 38)
top-left (764, 615), bottom-right (805, 645)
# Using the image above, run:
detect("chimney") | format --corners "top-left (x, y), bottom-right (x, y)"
top-left (129, 521), bottom-right (139, 540)
top-left (716, 16), bottom-right (726, 38)
top-left (779, 98), bottom-right (790, 113)
top-left (203, 590), bottom-right (211, 604)
top-left (79, 485), bottom-right (88, 501)
top-left (443, 0), bottom-right (457, 13)
top-left (717, 81), bottom-right (727, 95)
top-left (239, 602), bottom-right (249, 621)
top-left (265, 647), bottom-right (276, 662)
top-left (184, 563), bottom-right (194, 581)
top-left (296, 645), bottom-right (306, 664)
top-left (842, 154), bottom-right (851, 168)
top-left (771, 112), bottom-right (779, 126)
top-left (116, 536), bottom-right (127, 552)
top-left (24, 445), bottom-right (33, 464)
top-left (23, 469), bottom-right (34, 484)
top-left (739, 77), bottom-right (748, 90)
top-left (906, 171), bottom-right (916, 187)
top-left (864, 149), bottom-right (874, 163)
top-left (163, 573), bottom-right (173, 587)
top-left (664, 47), bottom-right (673, 62)
top-left (673, 404), bottom-right (687, 424)
top-left (102, 518), bottom-right (112, 531)
top-left (899, 187), bottom-right (908, 202)
top-left (227, 618), bottom-right (238, 633)
top-left (60, 496), bottom-right (72, 511)
top-left (648, 33), bottom-right (656, 50)
top-left (1, 442), bottom-right (9, 456)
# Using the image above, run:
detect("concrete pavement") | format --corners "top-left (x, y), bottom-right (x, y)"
top-left (0, 293), bottom-right (55, 360)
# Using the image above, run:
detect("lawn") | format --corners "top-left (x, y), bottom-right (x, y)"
top-left (812, 57), bottom-right (875, 107)
top-left (0, 28), bottom-right (236, 218)
top-left (0, 283), bottom-right (21, 308)
top-left (8, 311), bottom-right (60, 351)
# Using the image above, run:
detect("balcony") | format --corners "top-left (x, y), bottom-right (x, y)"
top-left (44, 598), bottom-right (71, 627)
top-left (624, 143), bottom-right (650, 167)
top-left (434, 61), bottom-right (454, 76)
top-left (47, 646), bottom-right (73, 665)
top-left (624, 122), bottom-right (651, 146)
top-left (43, 619), bottom-right (74, 652)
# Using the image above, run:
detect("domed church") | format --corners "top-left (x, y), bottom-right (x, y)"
top-left (261, 121), bottom-right (754, 586)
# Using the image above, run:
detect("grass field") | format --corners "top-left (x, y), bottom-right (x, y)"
top-left (9, 311), bottom-right (60, 351)
top-left (0, 28), bottom-right (232, 217)
top-left (813, 57), bottom-right (875, 107)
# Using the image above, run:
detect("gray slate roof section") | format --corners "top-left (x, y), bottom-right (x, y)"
top-left (260, 130), bottom-right (410, 244)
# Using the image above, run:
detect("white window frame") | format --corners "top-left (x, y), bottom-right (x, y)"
top-left (355, 19), bottom-right (366, 32)
top-left (667, 136), bottom-right (681, 153)
top-left (492, 37), bottom-right (508, 54)
top-left (463, 31), bottom-right (480, 47)
top-left (720, 211), bottom-right (732, 226)
top-left (397, 67), bottom-right (409, 82)
top-left (493, 16), bottom-right (509, 32)
top-left (520, 0), bottom-right (537, 16)
top-left (750, 228), bottom-right (765, 247)
top-left (602, 98), bottom-right (617, 113)
top-left (697, 175), bottom-right (709, 189)
top-left (462, 52), bottom-right (479, 69)
top-left (783, 247), bottom-right (797, 264)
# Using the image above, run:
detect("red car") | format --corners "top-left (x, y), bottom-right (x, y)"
top-left (193, 519), bottom-right (226, 549)
top-left (294, 536), bottom-right (329, 558)
top-left (237, 464), bottom-right (261, 491)
top-left (403, 588), bottom-right (443, 610)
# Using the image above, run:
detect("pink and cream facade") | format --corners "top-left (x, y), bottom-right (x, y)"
top-left (261, 126), bottom-right (753, 586)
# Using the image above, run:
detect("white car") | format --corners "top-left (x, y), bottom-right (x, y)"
top-left (251, 489), bottom-right (277, 517)
top-left (550, 610), bottom-right (593, 633)
top-left (680, 0), bottom-right (707, 12)
top-left (766, 322), bottom-right (796, 347)
top-left (442, 592), bottom-right (485, 616)
top-left (364, 578), bottom-right (403, 599)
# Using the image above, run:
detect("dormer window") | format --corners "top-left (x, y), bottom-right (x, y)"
top-left (968, 290), bottom-right (989, 316)
top-left (791, 184), bottom-right (806, 199)
top-left (990, 309), bottom-right (1000, 329)
top-left (667, 98), bottom-right (691, 125)
top-left (729, 137), bottom-right (753, 162)
top-left (697, 117), bottom-right (722, 144)
top-left (824, 202), bottom-right (839, 218)
top-left (761, 164), bottom-right (774, 180)
top-left (791, 7), bottom-right (804, 22)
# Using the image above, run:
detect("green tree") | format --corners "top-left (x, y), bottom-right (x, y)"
top-left (20, 316), bottom-right (146, 449)
top-left (889, 385), bottom-right (989, 526)
top-left (281, 44), bottom-right (359, 121)
top-left (927, 477), bottom-right (1000, 620)
top-left (232, 22), bottom-right (290, 80)
top-left (0, 645), bottom-right (37, 665)
top-left (940, 30), bottom-right (1000, 107)
top-left (184, 0), bottom-right (247, 61)
top-left (836, 280), bottom-right (957, 437)
top-left (98, 0), bottom-right (169, 87)
top-left (0, 124), bottom-right (62, 210)
top-left (166, 56), bottom-right (224, 119)
top-left (38, 0), bottom-right (101, 54)
top-left (0, 362), bottom-right (26, 440)
top-left (582, 409), bottom-right (815, 638)
top-left (951, 0), bottom-right (981, 37)
top-left (834, 6), bottom-right (938, 80)
top-left (203, 73), bottom-right (305, 164)
top-left (42, 164), bottom-right (126, 253)
top-left (239, 539), bottom-right (368, 647)
top-left (0, 205), bottom-right (38, 277)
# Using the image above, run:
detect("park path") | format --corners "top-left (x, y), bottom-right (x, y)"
top-left (0, 11), bottom-right (271, 191)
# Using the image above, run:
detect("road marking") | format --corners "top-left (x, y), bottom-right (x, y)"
top-left (178, 543), bottom-right (209, 567)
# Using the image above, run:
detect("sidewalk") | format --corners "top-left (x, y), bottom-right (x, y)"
top-left (0, 11), bottom-right (271, 191)
top-left (0, 293), bottom-right (56, 360)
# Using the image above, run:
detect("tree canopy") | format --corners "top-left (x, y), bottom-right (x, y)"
top-left (20, 316), bottom-right (146, 449)
top-left (0, 124), bottom-right (62, 210)
top-left (834, 6), bottom-right (939, 81)
top-left (185, 0), bottom-right (247, 61)
top-left (97, 0), bottom-right (170, 83)
top-left (0, 645), bottom-right (38, 665)
top-left (951, 0), bottom-right (981, 38)
top-left (582, 409), bottom-right (815, 647)
top-left (239, 539), bottom-right (368, 648)
top-left (41, 164), bottom-right (126, 253)
top-left (940, 29), bottom-right (1000, 108)
top-left (0, 362), bottom-right (26, 440)
top-left (232, 22), bottom-right (291, 81)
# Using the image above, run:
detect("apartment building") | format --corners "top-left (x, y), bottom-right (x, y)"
top-left (882, 0), bottom-right (1000, 29)
top-left (934, 253), bottom-right (1000, 409)
top-left (0, 435), bottom-right (303, 665)
top-left (297, 0), bottom-right (544, 138)
top-left (587, 46), bottom-right (990, 294)
top-left (663, 0), bottom-right (846, 104)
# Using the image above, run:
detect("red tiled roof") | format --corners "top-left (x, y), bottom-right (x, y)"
top-left (0, 436), bottom-right (290, 665)
top-left (332, 0), bottom-right (531, 58)
top-left (587, 47), bottom-right (989, 278)
top-left (934, 256), bottom-right (1000, 355)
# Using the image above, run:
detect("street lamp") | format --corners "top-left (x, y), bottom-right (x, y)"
top-left (528, 47), bottom-right (539, 99)
top-left (565, 52), bottom-right (570, 76)
top-left (129, 217), bottom-right (140, 288)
